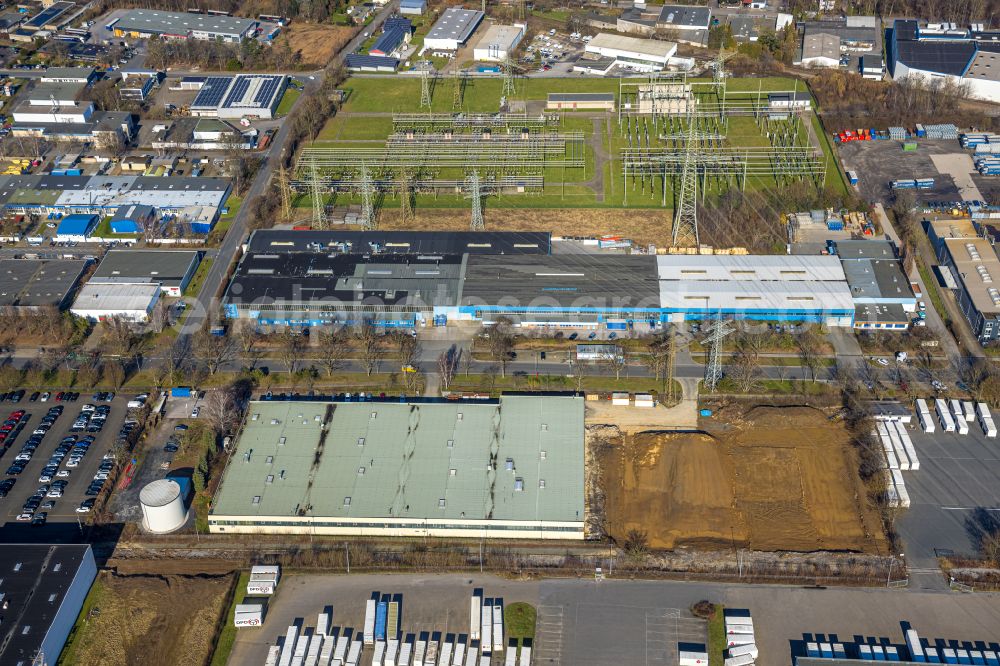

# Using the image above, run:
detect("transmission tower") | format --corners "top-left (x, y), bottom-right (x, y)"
top-left (671, 109), bottom-right (700, 248)
top-left (703, 316), bottom-right (733, 392)
top-left (277, 165), bottom-right (291, 220)
top-left (399, 168), bottom-right (413, 221)
top-left (420, 69), bottom-right (432, 110)
top-left (452, 71), bottom-right (465, 109)
top-left (360, 162), bottom-right (376, 231)
top-left (308, 155), bottom-right (325, 229)
top-left (501, 55), bottom-right (516, 103)
top-left (665, 325), bottom-right (678, 405)
top-left (466, 171), bottom-right (485, 231)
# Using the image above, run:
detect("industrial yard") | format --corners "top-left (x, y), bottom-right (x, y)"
top-left (598, 405), bottom-right (888, 553)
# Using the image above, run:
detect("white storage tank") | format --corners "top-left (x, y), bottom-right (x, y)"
top-left (140, 478), bottom-right (187, 533)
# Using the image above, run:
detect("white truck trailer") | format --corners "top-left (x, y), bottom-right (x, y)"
top-left (364, 599), bottom-right (377, 646)
top-left (936, 399), bottom-right (956, 432)
top-left (470, 595), bottom-right (482, 642)
top-left (492, 604), bottom-right (504, 653)
top-left (893, 420), bottom-right (919, 470)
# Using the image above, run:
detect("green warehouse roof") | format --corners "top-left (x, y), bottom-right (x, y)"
top-left (211, 395), bottom-right (585, 528)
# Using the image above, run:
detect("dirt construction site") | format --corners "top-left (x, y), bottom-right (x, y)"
top-left (593, 405), bottom-right (889, 553)
top-left (61, 570), bottom-right (235, 666)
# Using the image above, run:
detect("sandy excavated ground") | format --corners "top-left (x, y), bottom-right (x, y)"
top-left (68, 571), bottom-right (233, 666)
top-left (597, 405), bottom-right (888, 553)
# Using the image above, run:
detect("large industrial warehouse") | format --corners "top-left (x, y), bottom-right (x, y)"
top-left (190, 74), bottom-right (287, 119)
top-left (222, 232), bottom-right (859, 329)
top-left (209, 395), bottom-right (586, 539)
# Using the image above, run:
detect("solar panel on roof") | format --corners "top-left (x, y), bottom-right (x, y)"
top-left (192, 76), bottom-right (232, 108)
top-left (222, 77), bottom-right (251, 107)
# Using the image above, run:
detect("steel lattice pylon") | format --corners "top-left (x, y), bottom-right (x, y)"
top-left (501, 56), bottom-right (516, 102)
top-left (420, 69), bottom-right (432, 110)
top-left (671, 112), bottom-right (700, 248)
top-left (360, 162), bottom-right (376, 230)
top-left (308, 154), bottom-right (325, 229)
top-left (467, 170), bottom-right (484, 231)
top-left (704, 316), bottom-right (733, 392)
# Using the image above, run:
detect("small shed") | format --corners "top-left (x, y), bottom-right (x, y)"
top-left (399, 0), bottom-right (425, 15)
top-left (55, 214), bottom-right (98, 242)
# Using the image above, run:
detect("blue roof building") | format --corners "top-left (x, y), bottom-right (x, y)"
top-left (55, 213), bottom-right (98, 241)
top-left (370, 26), bottom-right (407, 56)
top-left (400, 0), bottom-right (425, 15)
top-left (110, 204), bottom-right (155, 234)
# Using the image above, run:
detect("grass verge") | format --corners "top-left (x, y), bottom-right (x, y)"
top-left (707, 604), bottom-right (726, 665)
top-left (917, 263), bottom-right (951, 326)
top-left (275, 87), bottom-right (301, 116)
top-left (210, 572), bottom-right (250, 666)
top-left (504, 602), bottom-right (537, 648)
top-left (185, 257), bottom-right (214, 298)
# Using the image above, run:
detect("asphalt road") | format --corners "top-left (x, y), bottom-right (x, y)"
top-left (179, 1), bottom-right (399, 337)
top-left (228, 573), bottom-right (1000, 666)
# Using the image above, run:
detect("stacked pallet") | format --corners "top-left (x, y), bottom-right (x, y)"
top-left (924, 123), bottom-right (958, 139)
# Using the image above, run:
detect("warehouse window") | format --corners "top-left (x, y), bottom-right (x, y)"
top-left (344, 497), bottom-right (352, 506)
top-left (252, 496), bottom-right (261, 505)
top-left (447, 439), bottom-right (454, 448)
top-left (358, 437), bottom-right (365, 446)
top-left (265, 475), bottom-right (274, 484)
top-left (438, 498), bottom-right (446, 508)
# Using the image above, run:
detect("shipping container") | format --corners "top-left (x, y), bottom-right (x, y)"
top-left (982, 414), bottom-right (998, 438)
top-left (387, 639), bottom-right (400, 666)
top-left (726, 635), bottom-right (756, 647)
top-left (821, 643), bottom-right (833, 657)
top-left (400, 638), bottom-right (413, 666)
top-left (317, 610), bottom-right (330, 637)
top-left (440, 637), bottom-right (454, 666)
top-left (279, 626), bottom-right (299, 666)
top-left (723, 654), bottom-right (755, 666)
top-left (728, 643), bottom-right (759, 659)
top-left (847, 170), bottom-right (859, 185)
top-left (320, 636), bottom-right (335, 665)
top-left (504, 649), bottom-right (516, 666)
top-left (470, 594), bottom-right (482, 642)
top-left (481, 599), bottom-right (493, 654)
top-left (453, 643), bottom-right (466, 666)
top-left (984, 650), bottom-right (998, 665)
top-left (807, 642), bottom-right (820, 657)
top-left (918, 407), bottom-right (936, 433)
top-left (364, 599), bottom-right (377, 645)
top-left (958, 416), bottom-right (970, 435)
top-left (895, 422), bottom-right (920, 471)
top-left (234, 607), bottom-right (264, 627)
top-left (936, 399), bottom-right (956, 432)
top-left (305, 634), bottom-right (322, 666)
top-left (346, 639), bottom-right (363, 666)
top-left (465, 643), bottom-right (479, 666)
top-left (957, 649), bottom-right (970, 663)
top-left (962, 401), bottom-right (976, 422)
top-left (925, 646), bottom-right (940, 662)
top-left (334, 635), bottom-right (350, 664)
top-left (887, 426), bottom-right (910, 470)
top-left (885, 645), bottom-right (900, 660)
top-left (492, 604), bottom-right (504, 653)
top-left (970, 651), bottom-right (984, 664)
top-left (425, 637), bottom-right (438, 666)
top-left (388, 601), bottom-right (400, 641)
top-left (266, 645), bottom-right (281, 666)
top-left (376, 601), bottom-right (388, 641)
top-left (480, 657), bottom-right (491, 666)
top-left (414, 637), bottom-right (427, 665)
top-left (834, 644), bottom-right (848, 658)
top-left (860, 644), bottom-right (873, 659)
top-left (518, 646), bottom-right (531, 666)
top-left (373, 641), bottom-right (386, 666)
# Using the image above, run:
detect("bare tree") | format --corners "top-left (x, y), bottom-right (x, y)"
top-left (235, 320), bottom-right (264, 368)
top-left (195, 327), bottom-right (238, 375)
top-left (483, 317), bottom-right (516, 379)
top-left (393, 331), bottom-right (420, 369)
top-left (355, 321), bottom-right (384, 377)
top-left (275, 327), bottom-right (306, 374)
top-left (437, 345), bottom-right (461, 391)
top-left (201, 378), bottom-right (253, 437)
top-left (149, 299), bottom-right (169, 334)
top-left (797, 329), bottom-right (823, 384)
top-left (603, 350), bottom-right (628, 381)
top-left (317, 327), bottom-right (350, 377)
top-left (103, 315), bottom-right (139, 357)
top-left (728, 347), bottom-right (761, 393)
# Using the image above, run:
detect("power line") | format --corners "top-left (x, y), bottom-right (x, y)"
top-left (467, 170), bottom-right (484, 231)
top-left (672, 108), bottom-right (700, 248)
top-left (704, 316), bottom-right (733, 392)
top-left (420, 68), bottom-right (432, 110)
top-left (308, 154), bottom-right (325, 229)
top-left (360, 162), bottom-right (376, 230)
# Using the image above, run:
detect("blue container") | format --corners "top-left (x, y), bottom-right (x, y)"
top-left (171, 387), bottom-right (193, 397)
top-left (375, 601), bottom-right (387, 641)
top-left (699, 409), bottom-right (713, 417)
top-left (827, 221), bottom-right (844, 231)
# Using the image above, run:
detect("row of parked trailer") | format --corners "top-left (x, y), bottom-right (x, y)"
top-left (875, 419), bottom-right (920, 509)
top-left (803, 623), bottom-right (999, 663)
top-left (919, 398), bottom-right (997, 438)
top-left (975, 157), bottom-right (1000, 175)
top-left (891, 178), bottom-right (935, 190)
top-left (266, 591), bottom-right (528, 666)
top-left (721, 609), bottom-right (758, 666)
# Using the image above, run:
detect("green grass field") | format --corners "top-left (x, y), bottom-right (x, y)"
top-left (275, 87), bottom-right (301, 116)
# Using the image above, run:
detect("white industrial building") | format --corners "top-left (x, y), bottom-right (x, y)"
top-left (71, 282), bottom-right (162, 322)
top-left (423, 7), bottom-right (484, 52)
top-left (472, 23), bottom-right (524, 62)
top-left (189, 74), bottom-right (287, 120)
top-left (210, 395), bottom-right (586, 539)
top-left (584, 33), bottom-right (676, 72)
top-left (655, 255), bottom-right (855, 326)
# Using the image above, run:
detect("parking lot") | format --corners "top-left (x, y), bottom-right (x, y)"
top-left (896, 420), bottom-right (1000, 571)
top-left (228, 574), bottom-right (1000, 666)
top-left (839, 139), bottom-right (965, 205)
top-left (0, 392), bottom-right (139, 534)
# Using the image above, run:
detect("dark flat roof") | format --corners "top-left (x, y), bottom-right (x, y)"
top-left (226, 252), bottom-right (464, 309)
top-left (91, 249), bottom-right (200, 287)
top-left (0, 258), bottom-right (88, 307)
top-left (461, 254), bottom-right (660, 309)
top-left (246, 230), bottom-right (551, 255)
top-left (0, 544), bottom-right (94, 666)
